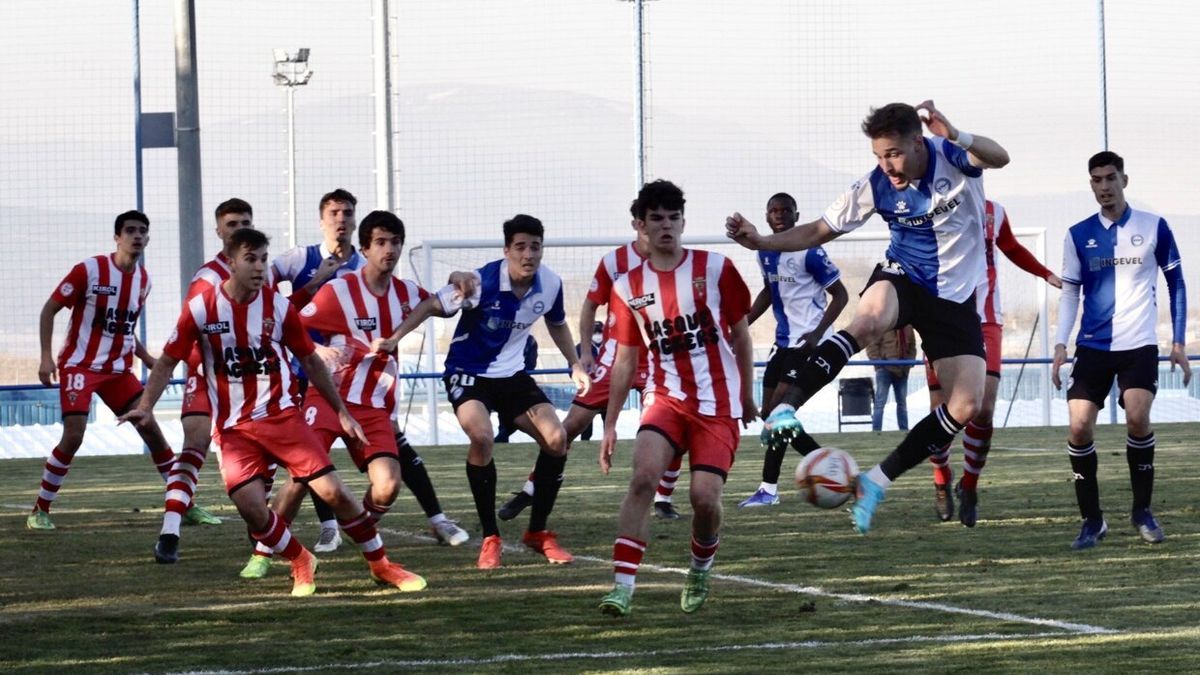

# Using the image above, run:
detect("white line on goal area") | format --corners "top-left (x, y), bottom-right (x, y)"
top-left (380, 527), bottom-right (1117, 636)
top-left (159, 631), bottom-right (1074, 675)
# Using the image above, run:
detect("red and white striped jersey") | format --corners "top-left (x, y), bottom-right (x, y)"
top-left (298, 270), bottom-right (430, 411)
top-left (163, 285), bottom-right (315, 430)
top-left (587, 242), bottom-right (648, 371)
top-left (51, 254), bottom-right (151, 374)
top-left (183, 253), bottom-right (280, 369)
top-left (611, 249), bottom-right (751, 417)
top-left (977, 200), bottom-right (1055, 325)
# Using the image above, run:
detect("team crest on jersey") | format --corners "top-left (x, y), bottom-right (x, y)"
top-left (59, 282), bottom-right (74, 297)
top-left (693, 277), bottom-right (706, 292)
top-left (533, 300), bottom-right (545, 313)
top-left (894, 201), bottom-right (909, 214)
top-left (92, 284), bottom-right (118, 296)
top-left (589, 278), bottom-right (599, 293)
top-left (1085, 239), bottom-right (1098, 249)
top-left (300, 303), bottom-right (317, 317)
top-left (628, 293), bottom-right (656, 310)
top-left (934, 177), bottom-right (951, 195)
top-left (1131, 234), bottom-right (1144, 246)
top-left (202, 321), bottom-right (231, 335)
top-left (354, 317), bottom-right (378, 331)
top-left (67, 391), bottom-right (78, 405)
top-left (400, 302), bottom-right (411, 313)
top-left (262, 318), bottom-right (275, 333)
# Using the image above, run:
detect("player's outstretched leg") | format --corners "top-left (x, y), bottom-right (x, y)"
top-left (763, 331), bottom-right (861, 450)
top-left (853, 405), bottom-right (965, 534)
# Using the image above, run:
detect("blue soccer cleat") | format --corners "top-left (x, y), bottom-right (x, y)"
top-left (1071, 517), bottom-right (1108, 550)
top-left (763, 405), bottom-right (803, 451)
top-left (1130, 508), bottom-right (1164, 544)
top-left (851, 473), bottom-right (886, 535)
top-left (738, 488), bottom-right (780, 508)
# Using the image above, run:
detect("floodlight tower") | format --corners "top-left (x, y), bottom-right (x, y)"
top-left (272, 48), bottom-right (313, 248)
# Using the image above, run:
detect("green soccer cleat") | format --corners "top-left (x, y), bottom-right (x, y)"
top-left (598, 583), bottom-right (634, 617)
top-left (27, 510), bottom-right (55, 531)
top-left (239, 554), bottom-right (273, 579)
top-left (183, 505), bottom-right (222, 526)
top-left (680, 569), bottom-right (711, 613)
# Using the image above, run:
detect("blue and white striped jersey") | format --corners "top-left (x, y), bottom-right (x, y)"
top-left (757, 247), bottom-right (841, 348)
top-left (443, 259), bottom-right (566, 378)
top-left (822, 136), bottom-right (986, 303)
top-left (1058, 207), bottom-right (1184, 351)
top-left (271, 242), bottom-right (364, 292)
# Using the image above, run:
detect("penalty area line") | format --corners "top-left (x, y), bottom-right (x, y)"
top-left (384, 527), bottom-right (1119, 636)
top-left (158, 630), bottom-right (1075, 674)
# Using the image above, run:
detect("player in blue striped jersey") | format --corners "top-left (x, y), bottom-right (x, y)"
top-left (1052, 151), bottom-right (1190, 550)
top-left (727, 101), bottom-right (1009, 534)
top-left (738, 192), bottom-right (847, 508)
top-left (390, 215), bottom-right (591, 569)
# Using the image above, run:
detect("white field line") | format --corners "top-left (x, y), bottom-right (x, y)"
top-left (385, 527), bottom-right (1119, 636)
top-left (159, 631), bottom-right (1075, 674)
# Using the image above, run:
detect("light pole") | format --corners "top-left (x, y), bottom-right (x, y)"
top-left (272, 48), bottom-right (313, 249)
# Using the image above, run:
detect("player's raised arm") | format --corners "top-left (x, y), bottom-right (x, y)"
top-left (916, 99), bottom-right (1009, 169)
top-left (725, 212), bottom-right (838, 252)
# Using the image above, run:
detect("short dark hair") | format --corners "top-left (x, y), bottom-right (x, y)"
top-left (228, 227), bottom-right (269, 253)
top-left (767, 192), bottom-right (797, 209)
top-left (358, 210), bottom-right (405, 248)
top-left (1088, 150), bottom-right (1124, 174)
top-left (114, 210), bottom-right (149, 236)
top-left (861, 103), bottom-right (922, 139)
top-left (503, 214), bottom-right (544, 246)
top-left (319, 189), bottom-right (357, 214)
top-left (631, 179), bottom-right (686, 219)
top-left (214, 198), bottom-right (253, 220)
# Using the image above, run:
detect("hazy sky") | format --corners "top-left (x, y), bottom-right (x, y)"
top-left (0, 0), bottom-right (1196, 379)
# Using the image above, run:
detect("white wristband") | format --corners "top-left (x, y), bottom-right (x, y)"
top-left (952, 131), bottom-right (974, 150)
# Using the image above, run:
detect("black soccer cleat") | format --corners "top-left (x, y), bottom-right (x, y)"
top-left (934, 482), bottom-right (955, 522)
top-left (155, 533), bottom-right (180, 564)
top-left (498, 491), bottom-right (533, 521)
top-left (956, 481), bottom-right (978, 528)
top-left (653, 501), bottom-right (682, 520)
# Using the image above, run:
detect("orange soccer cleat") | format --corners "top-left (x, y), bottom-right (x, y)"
top-left (290, 549), bottom-right (319, 597)
top-left (477, 534), bottom-right (503, 569)
top-left (522, 530), bottom-right (574, 564)
top-left (369, 559), bottom-right (428, 592)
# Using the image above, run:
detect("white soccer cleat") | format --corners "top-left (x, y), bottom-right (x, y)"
top-left (432, 519), bottom-right (470, 546)
top-left (312, 526), bottom-right (342, 553)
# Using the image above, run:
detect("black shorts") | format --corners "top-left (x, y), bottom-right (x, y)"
top-left (762, 345), bottom-right (813, 390)
top-left (863, 263), bottom-right (984, 362)
top-left (1067, 345), bottom-right (1158, 409)
top-left (442, 370), bottom-right (551, 428)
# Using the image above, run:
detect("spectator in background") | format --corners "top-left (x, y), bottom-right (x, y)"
top-left (494, 336), bottom-right (540, 443)
top-left (867, 326), bottom-right (915, 431)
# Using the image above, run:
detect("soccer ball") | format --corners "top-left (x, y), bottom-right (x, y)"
top-left (795, 448), bottom-right (859, 509)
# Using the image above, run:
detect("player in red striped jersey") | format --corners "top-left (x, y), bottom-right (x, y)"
top-left (122, 228), bottom-right (426, 596)
top-left (153, 199), bottom-right (264, 564)
top-left (925, 200), bottom-right (1061, 526)
top-left (272, 210), bottom-right (471, 547)
top-left (598, 180), bottom-right (757, 616)
top-left (497, 216), bottom-right (689, 522)
top-left (27, 211), bottom-right (176, 531)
